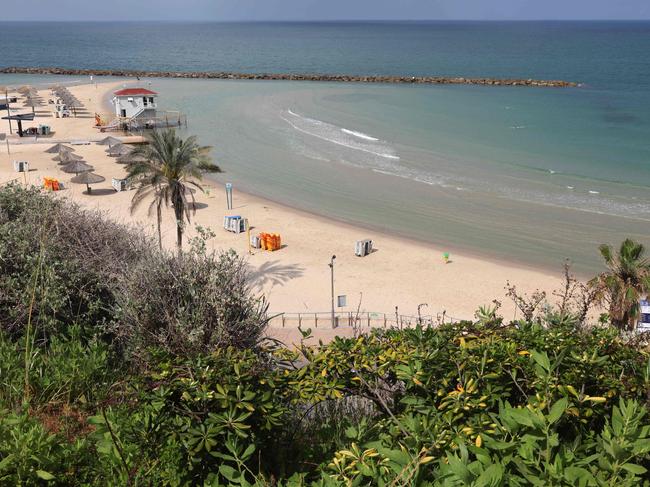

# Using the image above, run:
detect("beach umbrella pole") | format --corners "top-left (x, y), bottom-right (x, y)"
top-left (4, 88), bottom-right (11, 134)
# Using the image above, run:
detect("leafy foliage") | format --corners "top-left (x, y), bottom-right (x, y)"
top-left (2, 185), bottom-right (650, 485)
top-left (112, 248), bottom-right (268, 361)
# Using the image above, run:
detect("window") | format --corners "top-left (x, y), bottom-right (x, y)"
top-left (149, 97), bottom-right (155, 104)
top-left (143, 97), bottom-right (148, 106)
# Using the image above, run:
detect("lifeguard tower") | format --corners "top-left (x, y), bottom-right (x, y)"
top-left (99, 87), bottom-right (186, 133)
top-left (112, 88), bottom-right (158, 120)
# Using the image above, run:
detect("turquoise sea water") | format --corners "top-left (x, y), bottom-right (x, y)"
top-left (1, 22), bottom-right (649, 273)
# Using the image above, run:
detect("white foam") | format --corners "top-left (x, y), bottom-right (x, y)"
top-left (341, 128), bottom-right (379, 141)
top-left (283, 109), bottom-right (400, 161)
top-left (589, 190), bottom-right (600, 194)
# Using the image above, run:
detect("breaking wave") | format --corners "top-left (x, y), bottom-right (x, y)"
top-left (341, 128), bottom-right (379, 141)
top-left (283, 109), bottom-right (399, 160)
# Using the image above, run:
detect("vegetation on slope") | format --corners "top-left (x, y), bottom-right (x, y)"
top-left (1, 184), bottom-right (650, 486)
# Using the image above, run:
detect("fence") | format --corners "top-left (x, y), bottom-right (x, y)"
top-left (267, 311), bottom-right (462, 330)
top-left (98, 111), bottom-right (188, 133)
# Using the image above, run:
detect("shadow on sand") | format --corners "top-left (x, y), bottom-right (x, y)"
top-left (84, 188), bottom-right (116, 196)
top-left (249, 260), bottom-right (305, 291)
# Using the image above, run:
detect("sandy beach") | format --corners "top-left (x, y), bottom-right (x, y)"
top-left (0, 80), bottom-right (568, 342)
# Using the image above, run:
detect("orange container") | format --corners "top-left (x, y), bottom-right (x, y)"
top-left (257, 232), bottom-right (282, 251)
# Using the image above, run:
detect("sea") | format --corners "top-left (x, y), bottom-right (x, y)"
top-left (1, 21), bottom-right (649, 274)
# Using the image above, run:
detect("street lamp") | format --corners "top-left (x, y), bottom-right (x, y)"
top-left (329, 255), bottom-right (336, 328)
top-left (417, 303), bottom-right (428, 326)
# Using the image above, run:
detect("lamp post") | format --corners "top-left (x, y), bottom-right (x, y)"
top-left (329, 255), bottom-right (336, 328)
top-left (417, 303), bottom-right (428, 327)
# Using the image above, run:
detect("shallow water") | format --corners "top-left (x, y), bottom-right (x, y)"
top-left (2, 21), bottom-right (649, 273)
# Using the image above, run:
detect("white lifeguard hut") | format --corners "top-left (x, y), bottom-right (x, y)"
top-left (112, 88), bottom-right (158, 120)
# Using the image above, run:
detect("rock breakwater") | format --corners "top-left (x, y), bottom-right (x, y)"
top-left (0, 67), bottom-right (579, 88)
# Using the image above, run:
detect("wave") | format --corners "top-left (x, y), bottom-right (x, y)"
top-left (341, 128), bottom-right (379, 141)
top-left (281, 111), bottom-right (650, 221)
top-left (282, 109), bottom-right (400, 161)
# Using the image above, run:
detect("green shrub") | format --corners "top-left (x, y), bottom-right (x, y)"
top-left (3, 184), bottom-right (650, 485)
top-left (111, 249), bottom-right (269, 362)
top-left (0, 184), bottom-right (268, 361)
top-left (0, 184), bottom-right (149, 341)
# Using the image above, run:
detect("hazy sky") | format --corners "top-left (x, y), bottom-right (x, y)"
top-left (3, 0), bottom-right (649, 21)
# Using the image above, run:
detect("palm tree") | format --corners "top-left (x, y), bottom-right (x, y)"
top-left (591, 239), bottom-right (650, 331)
top-left (126, 129), bottom-right (221, 252)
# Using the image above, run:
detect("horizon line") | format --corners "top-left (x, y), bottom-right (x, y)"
top-left (2, 18), bottom-right (650, 23)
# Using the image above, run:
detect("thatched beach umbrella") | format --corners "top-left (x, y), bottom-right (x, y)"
top-left (108, 144), bottom-right (132, 157)
top-left (53, 151), bottom-right (84, 163)
top-left (45, 143), bottom-right (75, 154)
top-left (97, 136), bottom-right (122, 147)
top-left (61, 160), bottom-right (94, 175)
top-left (23, 97), bottom-right (43, 115)
top-left (71, 171), bottom-right (105, 194)
top-left (116, 152), bottom-right (146, 164)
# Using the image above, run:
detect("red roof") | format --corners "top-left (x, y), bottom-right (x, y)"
top-left (114, 88), bottom-right (158, 96)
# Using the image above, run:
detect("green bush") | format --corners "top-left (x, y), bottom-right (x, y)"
top-left (0, 184), bottom-right (268, 359)
top-left (2, 184), bottom-right (650, 485)
top-left (0, 184), bottom-right (149, 340)
top-left (111, 249), bottom-right (269, 362)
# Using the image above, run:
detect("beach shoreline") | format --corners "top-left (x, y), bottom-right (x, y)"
top-left (1, 80), bottom-right (576, 342)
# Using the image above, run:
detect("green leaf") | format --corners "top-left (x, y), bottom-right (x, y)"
top-left (621, 463), bottom-right (647, 475)
top-left (446, 455), bottom-right (471, 484)
top-left (36, 470), bottom-right (55, 481)
top-left (548, 397), bottom-right (568, 425)
top-left (0, 453), bottom-right (14, 470)
top-left (242, 443), bottom-right (256, 460)
top-left (474, 463), bottom-right (504, 487)
top-left (531, 351), bottom-right (551, 372)
top-left (219, 465), bottom-right (240, 482)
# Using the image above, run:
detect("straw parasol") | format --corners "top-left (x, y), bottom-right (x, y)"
top-left (61, 160), bottom-right (94, 174)
top-left (23, 97), bottom-right (43, 115)
top-left (45, 143), bottom-right (75, 154)
top-left (108, 144), bottom-right (133, 157)
top-left (116, 152), bottom-right (146, 164)
top-left (71, 171), bottom-right (105, 194)
top-left (54, 151), bottom-right (84, 163)
top-left (97, 136), bottom-right (122, 146)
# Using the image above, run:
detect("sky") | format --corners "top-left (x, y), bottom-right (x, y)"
top-left (2, 0), bottom-right (649, 21)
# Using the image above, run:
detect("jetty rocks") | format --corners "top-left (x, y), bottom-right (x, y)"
top-left (0, 67), bottom-right (579, 88)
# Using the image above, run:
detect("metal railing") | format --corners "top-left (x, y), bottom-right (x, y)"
top-left (267, 311), bottom-right (462, 330)
top-left (99, 111), bottom-right (188, 133)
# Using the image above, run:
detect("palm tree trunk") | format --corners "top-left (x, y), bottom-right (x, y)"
top-left (157, 204), bottom-right (162, 250)
top-left (174, 197), bottom-right (184, 253)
